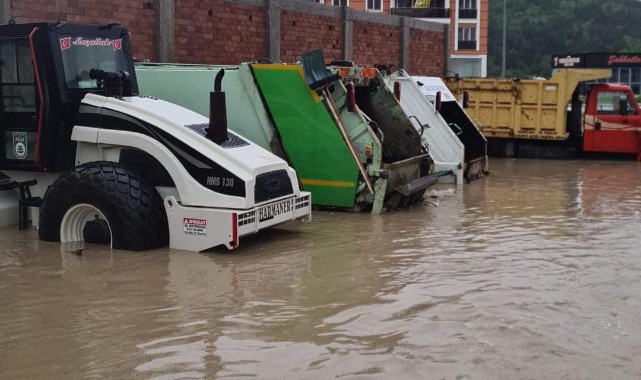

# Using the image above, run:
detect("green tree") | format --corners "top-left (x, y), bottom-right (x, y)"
top-left (487, 0), bottom-right (641, 77)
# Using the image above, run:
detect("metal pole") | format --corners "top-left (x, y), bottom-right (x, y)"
top-left (501, 0), bottom-right (506, 77)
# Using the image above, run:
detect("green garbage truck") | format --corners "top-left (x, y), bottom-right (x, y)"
top-left (136, 56), bottom-right (437, 214)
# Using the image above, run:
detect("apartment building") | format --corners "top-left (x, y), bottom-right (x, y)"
top-left (315, 0), bottom-right (488, 77)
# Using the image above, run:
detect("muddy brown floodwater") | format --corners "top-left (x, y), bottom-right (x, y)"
top-left (1, 158), bottom-right (641, 380)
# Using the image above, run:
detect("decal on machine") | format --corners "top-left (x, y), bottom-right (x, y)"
top-left (206, 176), bottom-right (235, 188)
top-left (60, 37), bottom-right (122, 51)
top-left (258, 200), bottom-right (293, 222)
top-left (183, 218), bottom-right (207, 236)
top-left (12, 132), bottom-right (28, 160)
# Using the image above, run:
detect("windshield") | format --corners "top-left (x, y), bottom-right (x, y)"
top-left (59, 35), bottom-right (130, 90)
top-left (596, 91), bottom-right (637, 115)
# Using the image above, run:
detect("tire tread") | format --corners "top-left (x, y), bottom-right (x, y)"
top-left (39, 161), bottom-right (169, 251)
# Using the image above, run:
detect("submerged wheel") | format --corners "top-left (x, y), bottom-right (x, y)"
top-left (39, 162), bottom-right (168, 251)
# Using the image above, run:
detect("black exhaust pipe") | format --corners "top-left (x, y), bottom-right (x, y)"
top-left (206, 69), bottom-right (229, 144)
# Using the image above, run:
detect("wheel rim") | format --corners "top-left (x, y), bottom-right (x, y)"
top-left (60, 203), bottom-right (112, 247)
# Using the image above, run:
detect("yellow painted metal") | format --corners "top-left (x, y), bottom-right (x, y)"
top-left (300, 179), bottom-right (356, 188)
top-left (444, 69), bottom-right (612, 140)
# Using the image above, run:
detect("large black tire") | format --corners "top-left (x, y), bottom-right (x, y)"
top-left (39, 161), bottom-right (169, 251)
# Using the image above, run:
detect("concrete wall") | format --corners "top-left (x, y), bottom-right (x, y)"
top-left (2, 0), bottom-right (448, 75)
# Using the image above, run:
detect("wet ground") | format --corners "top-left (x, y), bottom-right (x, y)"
top-left (1, 158), bottom-right (640, 379)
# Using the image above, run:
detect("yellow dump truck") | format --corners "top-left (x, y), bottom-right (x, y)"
top-left (445, 68), bottom-right (641, 159)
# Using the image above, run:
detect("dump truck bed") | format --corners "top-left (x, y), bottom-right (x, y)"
top-left (444, 69), bottom-right (612, 141)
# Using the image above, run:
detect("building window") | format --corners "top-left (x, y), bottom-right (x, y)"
top-left (458, 0), bottom-right (477, 18)
top-left (457, 26), bottom-right (477, 50)
top-left (332, 0), bottom-right (348, 5)
top-left (590, 67), bottom-right (641, 96)
top-left (632, 67), bottom-right (641, 83)
top-left (631, 68), bottom-right (641, 95)
top-left (620, 68), bottom-right (631, 83)
top-left (459, 27), bottom-right (476, 41)
top-left (367, 0), bottom-right (382, 12)
top-left (614, 67), bottom-right (641, 95)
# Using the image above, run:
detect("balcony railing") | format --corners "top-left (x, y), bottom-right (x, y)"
top-left (395, 0), bottom-right (445, 6)
top-left (390, 7), bottom-right (450, 18)
top-left (457, 40), bottom-right (477, 50)
top-left (458, 8), bottom-right (478, 19)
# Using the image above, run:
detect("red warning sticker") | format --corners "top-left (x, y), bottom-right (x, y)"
top-left (183, 218), bottom-right (207, 236)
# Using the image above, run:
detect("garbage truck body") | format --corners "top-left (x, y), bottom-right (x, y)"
top-left (382, 71), bottom-right (488, 184)
top-left (136, 52), bottom-right (436, 214)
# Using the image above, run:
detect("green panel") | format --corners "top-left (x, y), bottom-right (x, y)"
top-left (251, 65), bottom-right (359, 208)
top-left (135, 65), bottom-right (275, 151)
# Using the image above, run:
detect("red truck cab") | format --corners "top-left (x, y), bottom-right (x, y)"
top-left (583, 83), bottom-right (641, 159)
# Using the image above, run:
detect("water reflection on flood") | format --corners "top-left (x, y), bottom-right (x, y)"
top-left (1, 159), bottom-right (640, 379)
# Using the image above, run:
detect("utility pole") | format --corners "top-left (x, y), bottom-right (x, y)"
top-left (501, 0), bottom-right (506, 77)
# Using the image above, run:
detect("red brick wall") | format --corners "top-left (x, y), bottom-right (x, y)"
top-left (8, 0), bottom-right (446, 72)
top-left (352, 21), bottom-right (400, 67)
top-left (408, 28), bottom-right (446, 75)
top-left (11, 0), bottom-right (156, 61)
top-left (280, 10), bottom-right (343, 63)
top-left (174, 0), bottom-right (267, 64)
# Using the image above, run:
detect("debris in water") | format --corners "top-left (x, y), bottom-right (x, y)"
top-left (423, 188), bottom-right (456, 207)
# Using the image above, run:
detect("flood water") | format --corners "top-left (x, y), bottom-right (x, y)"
top-left (1, 158), bottom-right (640, 379)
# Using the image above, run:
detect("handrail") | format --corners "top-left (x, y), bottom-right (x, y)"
top-left (29, 27), bottom-right (45, 169)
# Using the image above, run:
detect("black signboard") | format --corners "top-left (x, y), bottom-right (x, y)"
top-left (551, 54), bottom-right (584, 68)
top-left (552, 53), bottom-right (641, 68)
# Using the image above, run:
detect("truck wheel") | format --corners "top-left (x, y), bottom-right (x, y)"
top-left (39, 162), bottom-right (168, 251)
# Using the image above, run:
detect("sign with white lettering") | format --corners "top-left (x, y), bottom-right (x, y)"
top-left (552, 53), bottom-right (641, 68)
top-left (12, 132), bottom-right (28, 160)
top-left (552, 55), bottom-right (582, 68)
top-left (59, 37), bottom-right (123, 51)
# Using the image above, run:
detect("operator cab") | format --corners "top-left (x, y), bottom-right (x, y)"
top-left (593, 86), bottom-right (639, 116)
top-left (0, 22), bottom-right (137, 173)
top-left (584, 83), bottom-right (641, 156)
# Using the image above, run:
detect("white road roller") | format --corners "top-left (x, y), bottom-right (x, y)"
top-left (0, 22), bottom-right (311, 251)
